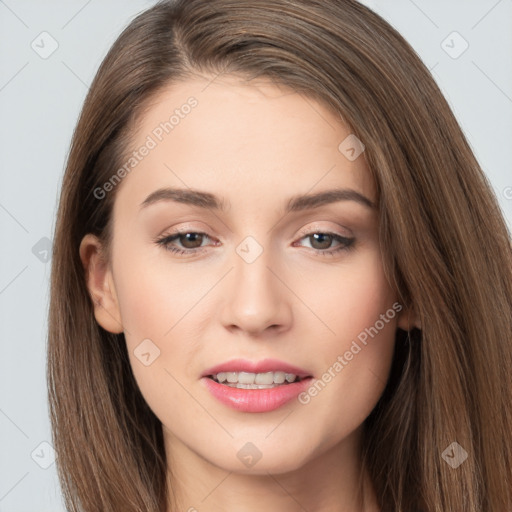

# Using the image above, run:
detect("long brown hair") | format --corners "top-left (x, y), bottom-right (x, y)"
top-left (48, 0), bottom-right (512, 510)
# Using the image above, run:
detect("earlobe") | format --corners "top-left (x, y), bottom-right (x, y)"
top-left (79, 234), bottom-right (124, 334)
top-left (397, 304), bottom-right (421, 331)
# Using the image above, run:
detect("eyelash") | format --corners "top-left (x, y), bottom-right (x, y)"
top-left (154, 230), bottom-right (355, 257)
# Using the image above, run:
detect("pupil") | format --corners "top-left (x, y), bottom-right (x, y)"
top-left (181, 233), bottom-right (202, 249)
top-left (311, 233), bottom-right (331, 250)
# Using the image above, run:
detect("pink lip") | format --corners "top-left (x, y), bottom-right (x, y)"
top-left (201, 358), bottom-right (312, 379)
top-left (201, 358), bottom-right (314, 413)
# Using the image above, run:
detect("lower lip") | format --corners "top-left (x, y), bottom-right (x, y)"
top-left (202, 377), bottom-right (313, 413)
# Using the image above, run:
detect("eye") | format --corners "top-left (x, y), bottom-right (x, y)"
top-left (294, 231), bottom-right (355, 256)
top-left (154, 231), bottom-right (214, 255)
top-left (154, 230), bottom-right (355, 257)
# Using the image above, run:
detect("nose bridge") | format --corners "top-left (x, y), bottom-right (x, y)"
top-left (220, 234), bottom-right (292, 334)
top-left (234, 235), bottom-right (275, 295)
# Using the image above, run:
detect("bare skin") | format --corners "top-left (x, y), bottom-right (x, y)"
top-left (80, 74), bottom-right (419, 511)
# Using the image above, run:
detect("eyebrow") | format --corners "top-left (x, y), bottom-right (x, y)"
top-left (139, 187), bottom-right (376, 212)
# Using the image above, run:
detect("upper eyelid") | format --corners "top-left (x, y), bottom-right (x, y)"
top-left (162, 227), bottom-right (350, 237)
top-left (162, 219), bottom-right (353, 237)
top-left (296, 223), bottom-right (353, 237)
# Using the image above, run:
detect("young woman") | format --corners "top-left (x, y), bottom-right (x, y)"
top-left (47, 1), bottom-right (512, 511)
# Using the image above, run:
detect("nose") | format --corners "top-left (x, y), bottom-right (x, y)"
top-left (219, 244), bottom-right (293, 337)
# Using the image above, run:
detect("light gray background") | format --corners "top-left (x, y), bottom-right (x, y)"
top-left (0, 1), bottom-right (511, 510)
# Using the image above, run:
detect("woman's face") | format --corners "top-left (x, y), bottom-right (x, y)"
top-left (81, 74), bottom-right (410, 476)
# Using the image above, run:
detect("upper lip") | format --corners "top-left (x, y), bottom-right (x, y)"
top-left (201, 358), bottom-right (313, 379)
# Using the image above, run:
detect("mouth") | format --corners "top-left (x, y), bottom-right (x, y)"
top-left (200, 358), bottom-right (314, 412)
top-left (206, 371), bottom-right (309, 389)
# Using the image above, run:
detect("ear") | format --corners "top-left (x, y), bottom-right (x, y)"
top-left (79, 233), bottom-right (124, 334)
top-left (396, 304), bottom-right (421, 331)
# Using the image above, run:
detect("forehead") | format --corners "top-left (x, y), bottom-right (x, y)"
top-left (113, 74), bottom-right (375, 215)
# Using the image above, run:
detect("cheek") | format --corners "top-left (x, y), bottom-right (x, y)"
top-left (333, 250), bottom-right (398, 374)
top-left (113, 245), bottom-right (211, 342)
top-left (297, 249), bottom-right (398, 429)
top-left (115, 265), bottom-right (200, 430)
top-left (299, 246), bottom-right (397, 351)
top-left (110, 237), bottom-right (223, 401)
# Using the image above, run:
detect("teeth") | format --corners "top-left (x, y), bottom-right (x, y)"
top-left (226, 372), bottom-right (237, 383)
top-left (238, 371), bottom-right (255, 384)
top-left (212, 371), bottom-right (299, 385)
top-left (255, 372), bottom-right (274, 385)
top-left (274, 372), bottom-right (286, 384)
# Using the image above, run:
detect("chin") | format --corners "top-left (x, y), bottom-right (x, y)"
top-left (206, 440), bottom-right (315, 476)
